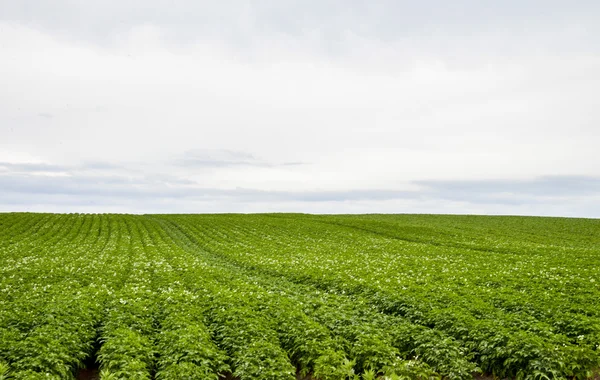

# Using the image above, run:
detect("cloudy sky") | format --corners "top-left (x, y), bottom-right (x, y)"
top-left (1, 1), bottom-right (599, 216)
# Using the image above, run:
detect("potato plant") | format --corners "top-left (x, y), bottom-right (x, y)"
top-left (0, 213), bottom-right (598, 379)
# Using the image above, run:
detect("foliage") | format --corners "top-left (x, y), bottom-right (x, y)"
top-left (1, 213), bottom-right (599, 379)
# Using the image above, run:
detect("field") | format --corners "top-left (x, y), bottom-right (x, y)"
top-left (0, 213), bottom-right (599, 380)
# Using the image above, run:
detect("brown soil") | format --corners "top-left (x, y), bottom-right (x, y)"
top-left (76, 368), bottom-right (99, 380)
top-left (473, 372), bottom-right (600, 380)
top-left (75, 367), bottom-right (600, 380)
top-left (220, 373), bottom-right (240, 380)
top-left (220, 372), bottom-right (314, 380)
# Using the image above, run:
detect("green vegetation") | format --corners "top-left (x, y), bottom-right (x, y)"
top-left (0, 213), bottom-right (599, 379)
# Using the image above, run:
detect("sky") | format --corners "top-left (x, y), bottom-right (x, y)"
top-left (1, 1), bottom-right (599, 216)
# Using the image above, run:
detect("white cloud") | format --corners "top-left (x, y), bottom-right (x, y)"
top-left (1, 1), bottom-right (599, 216)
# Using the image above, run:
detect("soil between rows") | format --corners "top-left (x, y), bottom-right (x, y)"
top-left (76, 368), bottom-right (99, 380)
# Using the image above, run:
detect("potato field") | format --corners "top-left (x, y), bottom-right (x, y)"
top-left (0, 213), bottom-right (599, 380)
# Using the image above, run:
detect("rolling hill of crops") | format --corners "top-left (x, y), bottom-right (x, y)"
top-left (0, 213), bottom-right (599, 380)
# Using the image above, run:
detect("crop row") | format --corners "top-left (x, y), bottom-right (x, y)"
top-left (157, 214), bottom-right (600, 379)
top-left (1, 213), bottom-right (598, 379)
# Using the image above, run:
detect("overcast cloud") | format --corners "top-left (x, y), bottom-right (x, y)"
top-left (1, 1), bottom-right (599, 216)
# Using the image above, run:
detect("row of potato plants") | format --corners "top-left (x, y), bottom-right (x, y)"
top-left (2, 213), bottom-right (598, 379)
top-left (3, 214), bottom-right (263, 379)
top-left (238, 213), bottom-right (600, 332)
top-left (155, 216), bottom-right (476, 379)
top-left (155, 216), bottom-right (437, 379)
top-left (275, 215), bottom-right (597, 378)
top-left (145, 217), bottom-right (300, 380)
top-left (160, 214), bottom-right (599, 379)
top-left (0, 214), bottom-right (119, 379)
top-left (99, 215), bottom-right (290, 380)
top-left (303, 215), bottom-right (600, 354)
top-left (97, 215), bottom-right (162, 379)
top-left (135, 217), bottom-right (231, 380)
top-left (317, 214), bottom-right (600, 337)
top-left (0, 214), bottom-right (86, 378)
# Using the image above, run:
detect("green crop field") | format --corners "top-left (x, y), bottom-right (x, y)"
top-left (0, 213), bottom-right (599, 380)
